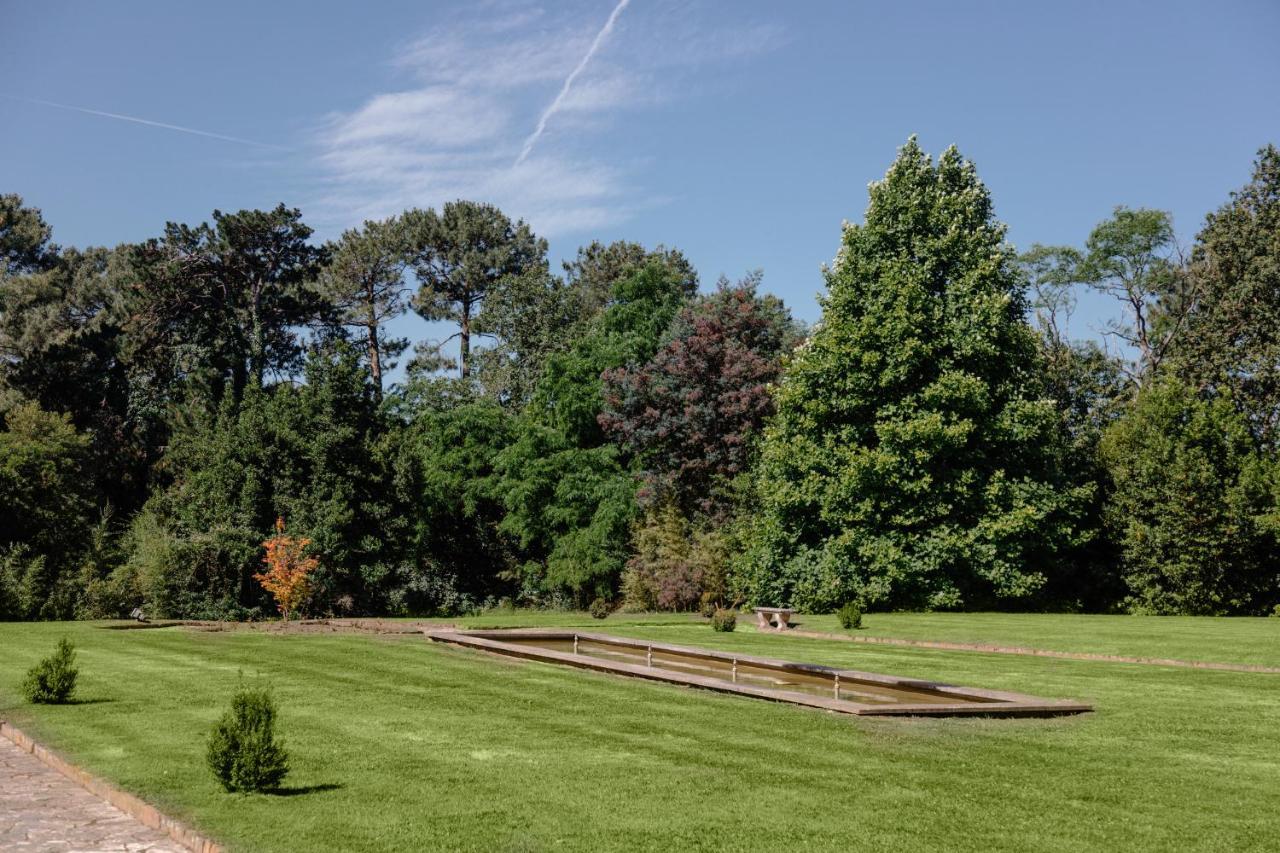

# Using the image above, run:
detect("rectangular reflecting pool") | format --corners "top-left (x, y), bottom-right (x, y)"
top-left (424, 629), bottom-right (1091, 718)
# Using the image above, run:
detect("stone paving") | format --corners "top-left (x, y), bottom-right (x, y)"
top-left (0, 736), bottom-right (186, 853)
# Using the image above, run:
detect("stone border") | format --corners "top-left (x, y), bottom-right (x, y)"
top-left (769, 629), bottom-right (1280, 673)
top-left (425, 628), bottom-right (1092, 717)
top-left (0, 721), bottom-right (222, 853)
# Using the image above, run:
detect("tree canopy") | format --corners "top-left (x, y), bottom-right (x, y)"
top-left (738, 138), bottom-right (1092, 611)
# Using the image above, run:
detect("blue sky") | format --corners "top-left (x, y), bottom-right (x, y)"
top-left (3, 0), bottom-right (1278, 368)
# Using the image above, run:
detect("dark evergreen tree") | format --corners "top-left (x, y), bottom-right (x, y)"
top-left (406, 202), bottom-right (546, 379)
top-left (315, 216), bottom-right (414, 400)
top-left (121, 205), bottom-right (324, 406)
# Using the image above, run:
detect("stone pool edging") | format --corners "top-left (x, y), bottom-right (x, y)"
top-left (424, 628), bottom-right (1092, 717)
top-left (0, 720), bottom-right (223, 853)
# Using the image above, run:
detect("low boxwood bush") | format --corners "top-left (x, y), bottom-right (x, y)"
top-left (22, 637), bottom-right (78, 704)
top-left (207, 685), bottom-right (290, 793)
top-left (711, 608), bottom-right (736, 632)
top-left (589, 597), bottom-right (611, 620)
top-left (837, 600), bottom-right (862, 630)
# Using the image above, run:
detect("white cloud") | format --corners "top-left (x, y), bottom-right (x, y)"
top-left (309, 0), bottom-right (782, 238)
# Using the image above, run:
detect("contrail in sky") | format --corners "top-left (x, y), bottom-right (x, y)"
top-left (515, 0), bottom-right (631, 166)
top-left (0, 93), bottom-right (289, 150)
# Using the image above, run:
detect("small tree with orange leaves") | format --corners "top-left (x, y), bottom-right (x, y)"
top-left (255, 517), bottom-right (318, 620)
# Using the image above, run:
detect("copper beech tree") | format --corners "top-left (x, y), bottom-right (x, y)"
top-left (255, 518), bottom-right (318, 619)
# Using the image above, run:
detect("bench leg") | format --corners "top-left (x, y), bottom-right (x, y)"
top-left (757, 612), bottom-right (770, 629)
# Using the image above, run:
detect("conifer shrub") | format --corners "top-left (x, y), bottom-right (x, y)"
top-left (207, 685), bottom-right (290, 793)
top-left (837, 600), bottom-right (863, 630)
top-left (22, 637), bottom-right (78, 704)
top-left (711, 608), bottom-right (736, 632)
top-left (589, 597), bottom-right (611, 619)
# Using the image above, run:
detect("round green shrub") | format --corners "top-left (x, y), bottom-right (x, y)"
top-left (22, 637), bottom-right (78, 704)
top-left (589, 597), bottom-right (611, 620)
top-left (207, 686), bottom-right (290, 793)
top-left (711, 608), bottom-right (736, 632)
top-left (837, 600), bottom-right (863, 630)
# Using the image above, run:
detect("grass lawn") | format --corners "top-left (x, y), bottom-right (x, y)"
top-left (783, 611), bottom-right (1280, 668)
top-left (1, 614), bottom-right (1277, 852)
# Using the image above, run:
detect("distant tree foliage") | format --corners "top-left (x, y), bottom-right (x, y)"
top-left (387, 378), bottom-right (517, 612)
top-left (497, 260), bottom-right (690, 600)
top-left (1177, 145), bottom-right (1280, 446)
top-left (0, 403), bottom-right (93, 619)
top-left (3, 139), bottom-right (1279, 621)
top-left (316, 216), bottom-right (414, 398)
top-left (1100, 378), bottom-right (1278, 614)
top-left (622, 504), bottom-right (732, 611)
top-left (406, 201), bottom-right (547, 379)
top-left (1076, 207), bottom-right (1195, 384)
top-left (600, 273), bottom-right (797, 520)
top-left (0, 194), bottom-right (56, 277)
top-left (739, 139), bottom-right (1093, 612)
top-left (122, 204), bottom-right (324, 406)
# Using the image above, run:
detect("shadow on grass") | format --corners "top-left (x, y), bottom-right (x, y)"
top-left (267, 782), bottom-right (343, 797)
top-left (64, 697), bottom-right (115, 706)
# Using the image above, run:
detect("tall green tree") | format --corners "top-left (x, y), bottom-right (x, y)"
top-left (1078, 207), bottom-right (1195, 383)
top-left (406, 202), bottom-right (546, 379)
top-left (473, 240), bottom-right (700, 407)
top-left (388, 379), bottom-right (517, 611)
top-left (315, 216), bottom-right (413, 399)
top-left (561, 240), bottom-right (698, 320)
top-left (1019, 245), bottom-right (1128, 607)
top-left (122, 205), bottom-right (324, 405)
top-left (1100, 378), bottom-right (1278, 614)
top-left (0, 246), bottom-right (155, 512)
top-left (471, 270), bottom-right (577, 407)
top-left (1, 194), bottom-right (56, 277)
top-left (738, 138), bottom-right (1092, 612)
top-left (0, 403), bottom-right (93, 619)
top-left (1177, 144), bottom-right (1280, 445)
top-left (126, 381), bottom-right (280, 618)
top-left (497, 260), bottom-right (692, 599)
top-left (270, 344), bottom-right (396, 610)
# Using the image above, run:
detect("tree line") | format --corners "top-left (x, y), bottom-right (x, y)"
top-left (2, 138), bottom-right (1277, 620)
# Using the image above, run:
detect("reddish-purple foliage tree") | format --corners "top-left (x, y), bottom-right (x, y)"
top-left (600, 273), bottom-right (797, 519)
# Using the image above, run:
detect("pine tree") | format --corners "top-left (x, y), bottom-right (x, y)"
top-left (738, 138), bottom-right (1092, 611)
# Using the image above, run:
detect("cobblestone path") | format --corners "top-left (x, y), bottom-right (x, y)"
top-left (0, 736), bottom-right (186, 852)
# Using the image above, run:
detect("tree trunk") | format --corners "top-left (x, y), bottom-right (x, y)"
top-left (459, 300), bottom-right (471, 378)
top-left (249, 278), bottom-right (265, 387)
top-left (364, 281), bottom-right (382, 401)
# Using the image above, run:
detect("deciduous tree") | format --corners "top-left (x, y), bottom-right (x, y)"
top-left (738, 138), bottom-right (1092, 612)
top-left (1177, 145), bottom-right (1280, 445)
top-left (1100, 378), bottom-right (1278, 614)
top-left (600, 272), bottom-right (797, 519)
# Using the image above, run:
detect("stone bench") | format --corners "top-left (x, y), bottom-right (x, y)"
top-left (753, 607), bottom-right (793, 631)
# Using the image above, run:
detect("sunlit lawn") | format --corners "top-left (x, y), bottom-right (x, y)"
top-left (1, 613), bottom-right (1277, 852)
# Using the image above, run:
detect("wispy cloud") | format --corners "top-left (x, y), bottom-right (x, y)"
top-left (310, 0), bottom-right (781, 238)
top-left (0, 93), bottom-right (289, 150)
